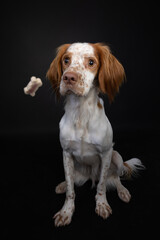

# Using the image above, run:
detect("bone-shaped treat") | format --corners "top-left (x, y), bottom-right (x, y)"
top-left (24, 76), bottom-right (43, 96)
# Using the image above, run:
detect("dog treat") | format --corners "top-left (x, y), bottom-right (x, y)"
top-left (24, 76), bottom-right (43, 96)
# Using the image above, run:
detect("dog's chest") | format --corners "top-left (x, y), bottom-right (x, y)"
top-left (59, 93), bottom-right (113, 163)
top-left (59, 110), bottom-right (101, 163)
top-left (60, 115), bottom-right (99, 154)
top-left (59, 112), bottom-right (111, 165)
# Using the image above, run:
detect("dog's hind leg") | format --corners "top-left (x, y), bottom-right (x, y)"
top-left (114, 177), bottom-right (131, 202)
top-left (55, 181), bottom-right (66, 194)
top-left (55, 170), bottom-right (88, 194)
top-left (109, 151), bottom-right (131, 202)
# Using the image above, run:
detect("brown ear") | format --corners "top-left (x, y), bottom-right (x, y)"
top-left (46, 44), bottom-right (70, 97)
top-left (94, 43), bottom-right (125, 102)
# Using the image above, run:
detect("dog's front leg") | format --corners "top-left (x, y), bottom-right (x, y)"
top-left (54, 151), bottom-right (75, 227)
top-left (95, 148), bottom-right (113, 219)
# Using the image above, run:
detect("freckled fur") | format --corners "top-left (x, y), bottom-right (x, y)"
top-left (47, 42), bottom-right (145, 227)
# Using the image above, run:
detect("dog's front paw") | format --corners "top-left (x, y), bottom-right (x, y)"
top-left (95, 201), bottom-right (112, 219)
top-left (53, 208), bottom-right (74, 227)
top-left (95, 194), bottom-right (112, 219)
top-left (53, 198), bottom-right (75, 227)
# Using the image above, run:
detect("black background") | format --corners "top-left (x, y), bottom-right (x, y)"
top-left (1, 1), bottom-right (160, 239)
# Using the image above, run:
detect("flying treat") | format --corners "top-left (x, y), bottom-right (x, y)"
top-left (24, 76), bottom-right (43, 96)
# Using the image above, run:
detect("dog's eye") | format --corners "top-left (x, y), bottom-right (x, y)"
top-left (64, 57), bottom-right (70, 65)
top-left (88, 59), bottom-right (94, 66)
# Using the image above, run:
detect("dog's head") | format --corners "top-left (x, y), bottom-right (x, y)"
top-left (47, 42), bottom-right (125, 102)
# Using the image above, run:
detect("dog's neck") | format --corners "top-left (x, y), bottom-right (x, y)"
top-left (64, 88), bottom-right (99, 129)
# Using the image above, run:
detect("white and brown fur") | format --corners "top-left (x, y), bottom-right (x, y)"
top-left (47, 42), bottom-right (144, 227)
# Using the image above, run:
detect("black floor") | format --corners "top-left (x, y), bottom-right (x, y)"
top-left (1, 129), bottom-right (159, 239)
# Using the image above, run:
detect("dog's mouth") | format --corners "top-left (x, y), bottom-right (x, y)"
top-left (66, 90), bottom-right (73, 95)
top-left (65, 88), bottom-right (84, 97)
top-left (60, 80), bottom-right (85, 96)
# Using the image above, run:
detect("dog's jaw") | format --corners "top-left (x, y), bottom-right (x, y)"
top-left (60, 43), bottom-right (97, 97)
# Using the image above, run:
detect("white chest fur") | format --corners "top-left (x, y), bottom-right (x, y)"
top-left (59, 89), bottom-right (113, 164)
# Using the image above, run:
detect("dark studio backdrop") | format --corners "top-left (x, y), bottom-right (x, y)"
top-left (1, 1), bottom-right (160, 239)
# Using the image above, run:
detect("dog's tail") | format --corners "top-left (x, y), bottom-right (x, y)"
top-left (122, 158), bottom-right (145, 179)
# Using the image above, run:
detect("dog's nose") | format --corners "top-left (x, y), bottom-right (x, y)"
top-left (63, 72), bottom-right (78, 85)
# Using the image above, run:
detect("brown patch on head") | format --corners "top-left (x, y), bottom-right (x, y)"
top-left (46, 44), bottom-right (70, 97)
top-left (92, 43), bottom-right (126, 102)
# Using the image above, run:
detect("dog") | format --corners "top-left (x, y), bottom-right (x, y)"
top-left (47, 42), bottom-right (144, 227)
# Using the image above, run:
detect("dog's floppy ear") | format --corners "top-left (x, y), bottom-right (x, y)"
top-left (46, 44), bottom-right (70, 97)
top-left (94, 43), bottom-right (125, 102)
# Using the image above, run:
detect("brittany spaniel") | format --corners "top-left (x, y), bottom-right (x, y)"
top-left (47, 42), bottom-right (144, 227)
